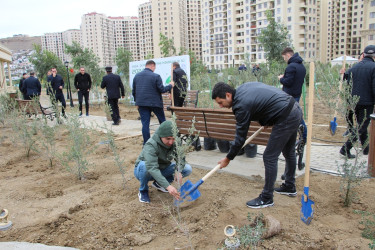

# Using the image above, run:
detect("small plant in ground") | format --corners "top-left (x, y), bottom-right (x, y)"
top-left (101, 124), bottom-right (127, 189)
top-left (58, 111), bottom-right (96, 180)
top-left (236, 213), bottom-right (266, 249)
top-left (39, 117), bottom-right (57, 167)
top-left (0, 94), bottom-right (16, 126)
top-left (354, 210), bottom-right (375, 242)
top-left (369, 239), bottom-right (375, 249)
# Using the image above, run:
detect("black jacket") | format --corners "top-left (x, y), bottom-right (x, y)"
top-left (101, 73), bottom-right (125, 99)
top-left (227, 82), bottom-right (295, 160)
top-left (22, 76), bottom-right (41, 97)
top-left (74, 72), bottom-right (92, 91)
top-left (132, 68), bottom-right (172, 108)
top-left (19, 78), bottom-right (27, 94)
top-left (344, 57), bottom-right (375, 106)
top-left (173, 67), bottom-right (187, 97)
top-left (280, 53), bottom-right (306, 98)
top-left (49, 74), bottom-right (64, 95)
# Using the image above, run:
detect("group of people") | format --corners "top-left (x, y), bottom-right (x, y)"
top-left (19, 45), bottom-right (374, 208)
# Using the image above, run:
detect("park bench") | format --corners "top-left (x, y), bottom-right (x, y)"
top-left (168, 106), bottom-right (305, 170)
top-left (162, 90), bottom-right (199, 110)
top-left (15, 99), bottom-right (56, 121)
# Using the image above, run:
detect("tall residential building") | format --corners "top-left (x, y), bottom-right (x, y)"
top-left (361, 0), bottom-right (375, 49)
top-left (187, 0), bottom-right (202, 59)
top-left (138, 1), bottom-right (154, 59)
top-left (81, 12), bottom-right (115, 67)
top-left (111, 16), bottom-right (141, 61)
top-left (41, 32), bottom-right (66, 61)
top-left (151, 0), bottom-right (188, 58)
top-left (63, 29), bottom-right (82, 62)
top-left (201, 0), bottom-right (320, 70)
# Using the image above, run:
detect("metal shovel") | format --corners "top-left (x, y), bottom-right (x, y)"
top-left (175, 126), bottom-right (265, 205)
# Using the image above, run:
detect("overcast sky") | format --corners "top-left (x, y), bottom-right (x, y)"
top-left (0, 0), bottom-right (149, 39)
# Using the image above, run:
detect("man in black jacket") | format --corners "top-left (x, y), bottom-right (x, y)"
top-left (22, 72), bottom-right (41, 100)
top-left (19, 73), bottom-right (28, 99)
top-left (74, 67), bottom-right (92, 116)
top-left (172, 62), bottom-right (188, 107)
top-left (212, 82), bottom-right (302, 208)
top-left (340, 45), bottom-right (375, 158)
top-left (101, 66), bottom-right (125, 125)
top-left (278, 47), bottom-right (307, 142)
top-left (49, 68), bottom-right (66, 116)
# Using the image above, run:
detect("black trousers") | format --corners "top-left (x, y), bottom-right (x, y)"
top-left (78, 90), bottom-right (89, 113)
top-left (108, 98), bottom-right (120, 123)
top-left (55, 93), bottom-right (66, 114)
top-left (343, 105), bottom-right (374, 151)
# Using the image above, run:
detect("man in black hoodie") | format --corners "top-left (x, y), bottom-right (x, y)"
top-left (172, 62), bottom-right (187, 107)
top-left (74, 67), bottom-right (92, 116)
top-left (278, 47), bottom-right (307, 142)
top-left (212, 82), bottom-right (302, 208)
top-left (49, 68), bottom-right (66, 116)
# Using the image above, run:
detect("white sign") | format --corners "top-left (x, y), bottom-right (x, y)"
top-left (129, 55), bottom-right (190, 89)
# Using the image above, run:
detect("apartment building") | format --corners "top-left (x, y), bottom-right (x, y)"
top-left (362, 0), bottom-right (375, 50)
top-left (81, 12), bottom-right (115, 67)
top-left (41, 32), bottom-right (66, 62)
top-left (201, 0), bottom-right (320, 70)
top-left (63, 29), bottom-right (82, 62)
top-left (187, 0), bottom-right (202, 59)
top-left (138, 2), bottom-right (154, 59)
top-left (111, 16), bottom-right (141, 61)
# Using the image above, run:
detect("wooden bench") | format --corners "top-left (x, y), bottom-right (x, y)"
top-left (162, 90), bottom-right (199, 110)
top-left (15, 99), bottom-right (56, 121)
top-left (168, 106), bottom-right (271, 145)
top-left (169, 106), bottom-right (305, 170)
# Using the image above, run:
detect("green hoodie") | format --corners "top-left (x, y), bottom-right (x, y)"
top-left (135, 128), bottom-right (182, 188)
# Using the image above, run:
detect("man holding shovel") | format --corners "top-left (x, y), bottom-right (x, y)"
top-left (134, 120), bottom-right (192, 203)
top-left (212, 82), bottom-right (302, 208)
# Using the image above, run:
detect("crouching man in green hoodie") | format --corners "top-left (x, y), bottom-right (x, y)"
top-left (134, 120), bottom-right (192, 203)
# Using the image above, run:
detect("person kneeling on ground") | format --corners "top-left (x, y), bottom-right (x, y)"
top-left (134, 120), bottom-right (192, 203)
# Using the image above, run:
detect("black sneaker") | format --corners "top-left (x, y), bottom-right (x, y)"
top-left (342, 130), bottom-right (350, 137)
top-left (363, 146), bottom-right (369, 156)
top-left (138, 190), bottom-right (150, 203)
top-left (274, 183), bottom-right (297, 197)
top-left (246, 194), bottom-right (274, 209)
top-left (151, 181), bottom-right (168, 193)
top-left (339, 147), bottom-right (355, 159)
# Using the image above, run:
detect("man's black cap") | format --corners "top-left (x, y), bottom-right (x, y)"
top-left (364, 45), bottom-right (375, 55)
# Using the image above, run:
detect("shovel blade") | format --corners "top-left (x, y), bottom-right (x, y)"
top-left (330, 117), bottom-right (337, 135)
top-left (300, 188), bottom-right (315, 225)
top-left (174, 179), bottom-right (202, 206)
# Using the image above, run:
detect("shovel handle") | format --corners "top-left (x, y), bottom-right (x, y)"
top-left (201, 126), bottom-right (265, 182)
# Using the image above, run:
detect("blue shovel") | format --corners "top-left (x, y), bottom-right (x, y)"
top-left (175, 126), bottom-right (265, 205)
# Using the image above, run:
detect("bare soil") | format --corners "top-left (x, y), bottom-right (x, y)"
top-left (0, 96), bottom-right (374, 249)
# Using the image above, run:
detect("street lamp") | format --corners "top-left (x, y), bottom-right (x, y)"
top-left (64, 61), bottom-right (74, 107)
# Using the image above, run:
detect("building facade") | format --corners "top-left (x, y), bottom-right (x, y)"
top-left (41, 32), bottom-right (66, 61)
top-left (187, 0), bottom-right (203, 59)
top-left (138, 2), bottom-right (154, 60)
top-left (81, 12), bottom-right (115, 67)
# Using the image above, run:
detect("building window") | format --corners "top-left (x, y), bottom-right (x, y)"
top-left (370, 12), bottom-right (375, 18)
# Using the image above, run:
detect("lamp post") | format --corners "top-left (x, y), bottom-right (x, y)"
top-left (64, 61), bottom-right (74, 107)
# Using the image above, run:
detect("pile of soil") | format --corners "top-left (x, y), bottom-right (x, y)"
top-left (0, 98), bottom-right (374, 249)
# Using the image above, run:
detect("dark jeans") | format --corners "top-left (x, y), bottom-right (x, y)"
top-left (55, 93), bottom-right (66, 114)
top-left (262, 103), bottom-right (302, 199)
top-left (295, 97), bottom-right (307, 141)
top-left (138, 106), bottom-right (166, 144)
top-left (173, 95), bottom-right (185, 107)
top-left (343, 105), bottom-right (374, 151)
top-left (108, 98), bottom-right (120, 123)
top-left (78, 90), bottom-right (90, 114)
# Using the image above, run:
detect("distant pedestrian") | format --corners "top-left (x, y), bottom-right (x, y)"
top-left (101, 66), bottom-right (125, 125)
top-left (172, 62), bottom-right (187, 107)
top-left (278, 47), bottom-right (307, 143)
top-left (19, 73), bottom-right (28, 100)
top-left (22, 72), bottom-right (41, 100)
top-left (238, 64), bottom-right (247, 73)
top-left (340, 45), bottom-right (375, 158)
top-left (74, 67), bottom-right (92, 116)
top-left (132, 60), bottom-right (174, 144)
top-left (49, 67), bottom-right (66, 116)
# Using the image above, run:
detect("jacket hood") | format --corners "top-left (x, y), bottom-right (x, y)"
top-left (288, 53), bottom-right (303, 64)
top-left (152, 128), bottom-right (173, 149)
